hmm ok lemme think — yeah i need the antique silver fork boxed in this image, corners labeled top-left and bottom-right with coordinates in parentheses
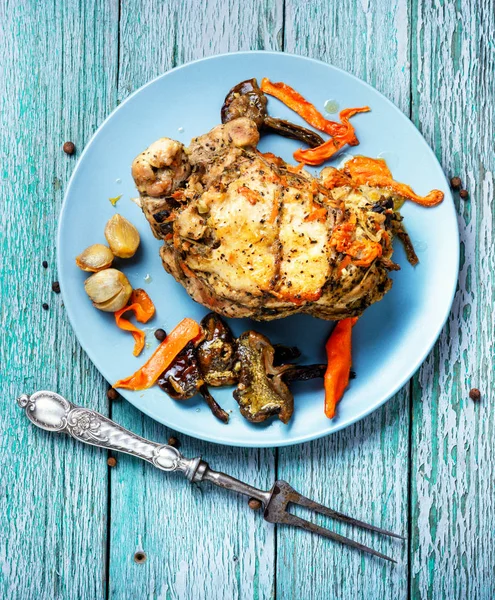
top-left (17, 391), bottom-right (403, 562)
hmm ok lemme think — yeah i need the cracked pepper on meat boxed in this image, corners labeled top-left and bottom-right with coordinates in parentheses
top-left (131, 117), bottom-right (419, 321)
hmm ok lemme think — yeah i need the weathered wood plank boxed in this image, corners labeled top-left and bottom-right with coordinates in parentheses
top-left (278, 2), bottom-right (411, 598)
top-left (410, 1), bottom-right (495, 598)
top-left (0, 0), bottom-right (118, 598)
top-left (109, 2), bottom-right (283, 598)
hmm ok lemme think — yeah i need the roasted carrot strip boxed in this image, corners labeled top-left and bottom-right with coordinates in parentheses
top-left (180, 261), bottom-right (197, 279)
top-left (348, 240), bottom-right (382, 267)
top-left (336, 255), bottom-right (352, 276)
top-left (329, 217), bottom-right (382, 268)
top-left (320, 167), bottom-right (353, 190)
top-left (344, 156), bottom-right (444, 206)
top-left (258, 151), bottom-right (285, 167)
top-left (114, 318), bottom-right (201, 390)
top-left (261, 78), bottom-right (347, 136)
top-left (305, 207), bottom-right (327, 222)
top-left (238, 185), bottom-right (260, 205)
top-left (324, 317), bottom-right (358, 419)
top-left (114, 289), bottom-right (156, 357)
top-left (293, 107), bottom-right (370, 166)
top-left (287, 163), bottom-right (305, 174)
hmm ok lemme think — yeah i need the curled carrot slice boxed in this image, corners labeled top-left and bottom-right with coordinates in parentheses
top-left (293, 107), bottom-right (370, 166)
top-left (305, 206), bottom-right (327, 222)
top-left (114, 289), bottom-right (155, 357)
top-left (324, 317), bottom-right (358, 419)
top-left (343, 156), bottom-right (444, 206)
top-left (113, 318), bottom-right (201, 391)
top-left (238, 185), bottom-right (260, 205)
top-left (260, 78), bottom-right (347, 136)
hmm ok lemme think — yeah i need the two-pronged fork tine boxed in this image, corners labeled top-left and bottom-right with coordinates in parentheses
top-left (262, 481), bottom-right (402, 563)
top-left (17, 391), bottom-right (404, 564)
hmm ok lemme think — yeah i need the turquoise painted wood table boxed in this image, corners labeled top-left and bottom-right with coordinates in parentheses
top-left (1, 1), bottom-right (494, 598)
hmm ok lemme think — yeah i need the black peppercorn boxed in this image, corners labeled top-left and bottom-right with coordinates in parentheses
top-left (51, 281), bottom-right (60, 294)
top-left (450, 176), bottom-right (461, 189)
top-left (459, 189), bottom-right (469, 200)
top-left (154, 328), bottom-right (167, 341)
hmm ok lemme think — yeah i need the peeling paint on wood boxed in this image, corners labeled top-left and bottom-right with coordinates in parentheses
top-left (411, 1), bottom-right (495, 598)
top-left (0, 1), bottom-right (119, 599)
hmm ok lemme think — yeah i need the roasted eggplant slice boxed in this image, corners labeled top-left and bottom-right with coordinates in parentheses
top-left (273, 344), bottom-right (301, 366)
top-left (157, 342), bottom-right (200, 400)
top-left (234, 331), bottom-right (294, 424)
top-left (282, 364), bottom-right (326, 383)
top-left (221, 78), bottom-right (267, 128)
top-left (221, 78), bottom-right (324, 148)
top-left (263, 116), bottom-right (324, 148)
top-left (199, 383), bottom-right (229, 423)
top-left (197, 313), bottom-right (238, 386)
top-left (158, 341), bottom-right (229, 422)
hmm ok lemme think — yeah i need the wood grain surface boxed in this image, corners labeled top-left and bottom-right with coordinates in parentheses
top-left (0, 1), bottom-right (118, 598)
top-left (0, 0), bottom-right (493, 599)
top-left (410, 1), bottom-right (495, 598)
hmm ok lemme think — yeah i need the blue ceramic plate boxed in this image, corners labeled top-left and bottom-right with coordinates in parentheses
top-left (58, 52), bottom-right (458, 448)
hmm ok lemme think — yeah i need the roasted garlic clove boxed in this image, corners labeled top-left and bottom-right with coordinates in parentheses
top-left (84, 268), bottom-right (132, 312)
top-left (75, 244), bottom-right (114, 272)
top-left (104, 214), bottom-right (140, 258)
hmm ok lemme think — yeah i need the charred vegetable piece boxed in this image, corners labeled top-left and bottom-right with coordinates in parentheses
top-left (234, 331), bottom-right (294, 424)
top-left (273, 344), bottom-right (301, 366)
top-left (199, 384), bottom-right (229, 423)
top-left (158, 342), bottom-right (229, 423)
top-left (197, 313), bottom-right (238, 386)
top-left (263, 116), bottom-right (324, 148)
top-left (283, 364), bottom-right (326, 383)
top-left (157, 342), bottom-right (201, 400)
top-left (221, 78), bottom-right (267, 128)
top-left (221, 79), bottom-right (324, 148)
top-left (114, 318), bottom-right (201, 390)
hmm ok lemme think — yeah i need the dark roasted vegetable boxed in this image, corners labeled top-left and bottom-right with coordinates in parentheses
top-left (199, 383), bottom-right (229, 423)
top-left (396, 226), bottom-right (419, 266)
top-left (221, 78), bottom-right (267, 129)
top-left (197, 313), bottom-right (238, 386)
top-left (234, 331), bottom-right (294, 424)
top-left (158, 341), bottom-right (229, 422)
top-left (282, 364), bottom-right (326, 383)
top-left (263, 116), bottom-right (324, 148)
top-left (273, 344), bottom-right (301, 366)
top-left (221, 79), bottom-right (324, 149)
top-left (157, 342), bottom-right (201, 399)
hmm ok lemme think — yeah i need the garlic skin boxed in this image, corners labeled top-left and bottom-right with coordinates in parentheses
top-left (84, 268), bottom-right (132, 312)
top-left (75, 244), bottom-right (114, 272)
top-left (104, 214), bottom-right (140, 258)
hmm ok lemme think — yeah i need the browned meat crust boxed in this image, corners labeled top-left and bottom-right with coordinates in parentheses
top-left (132, 118), bottom-right (402, 321)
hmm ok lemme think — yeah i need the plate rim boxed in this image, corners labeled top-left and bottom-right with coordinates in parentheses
top-left (57, 50), bottom-right (459, 448)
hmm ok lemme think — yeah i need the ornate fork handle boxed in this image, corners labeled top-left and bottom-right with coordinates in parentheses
top-left (17, 391), bottom-right (203, 481)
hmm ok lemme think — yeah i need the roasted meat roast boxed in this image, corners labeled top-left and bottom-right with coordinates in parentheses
top-left (131, 117), bottom-right (407, 321)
